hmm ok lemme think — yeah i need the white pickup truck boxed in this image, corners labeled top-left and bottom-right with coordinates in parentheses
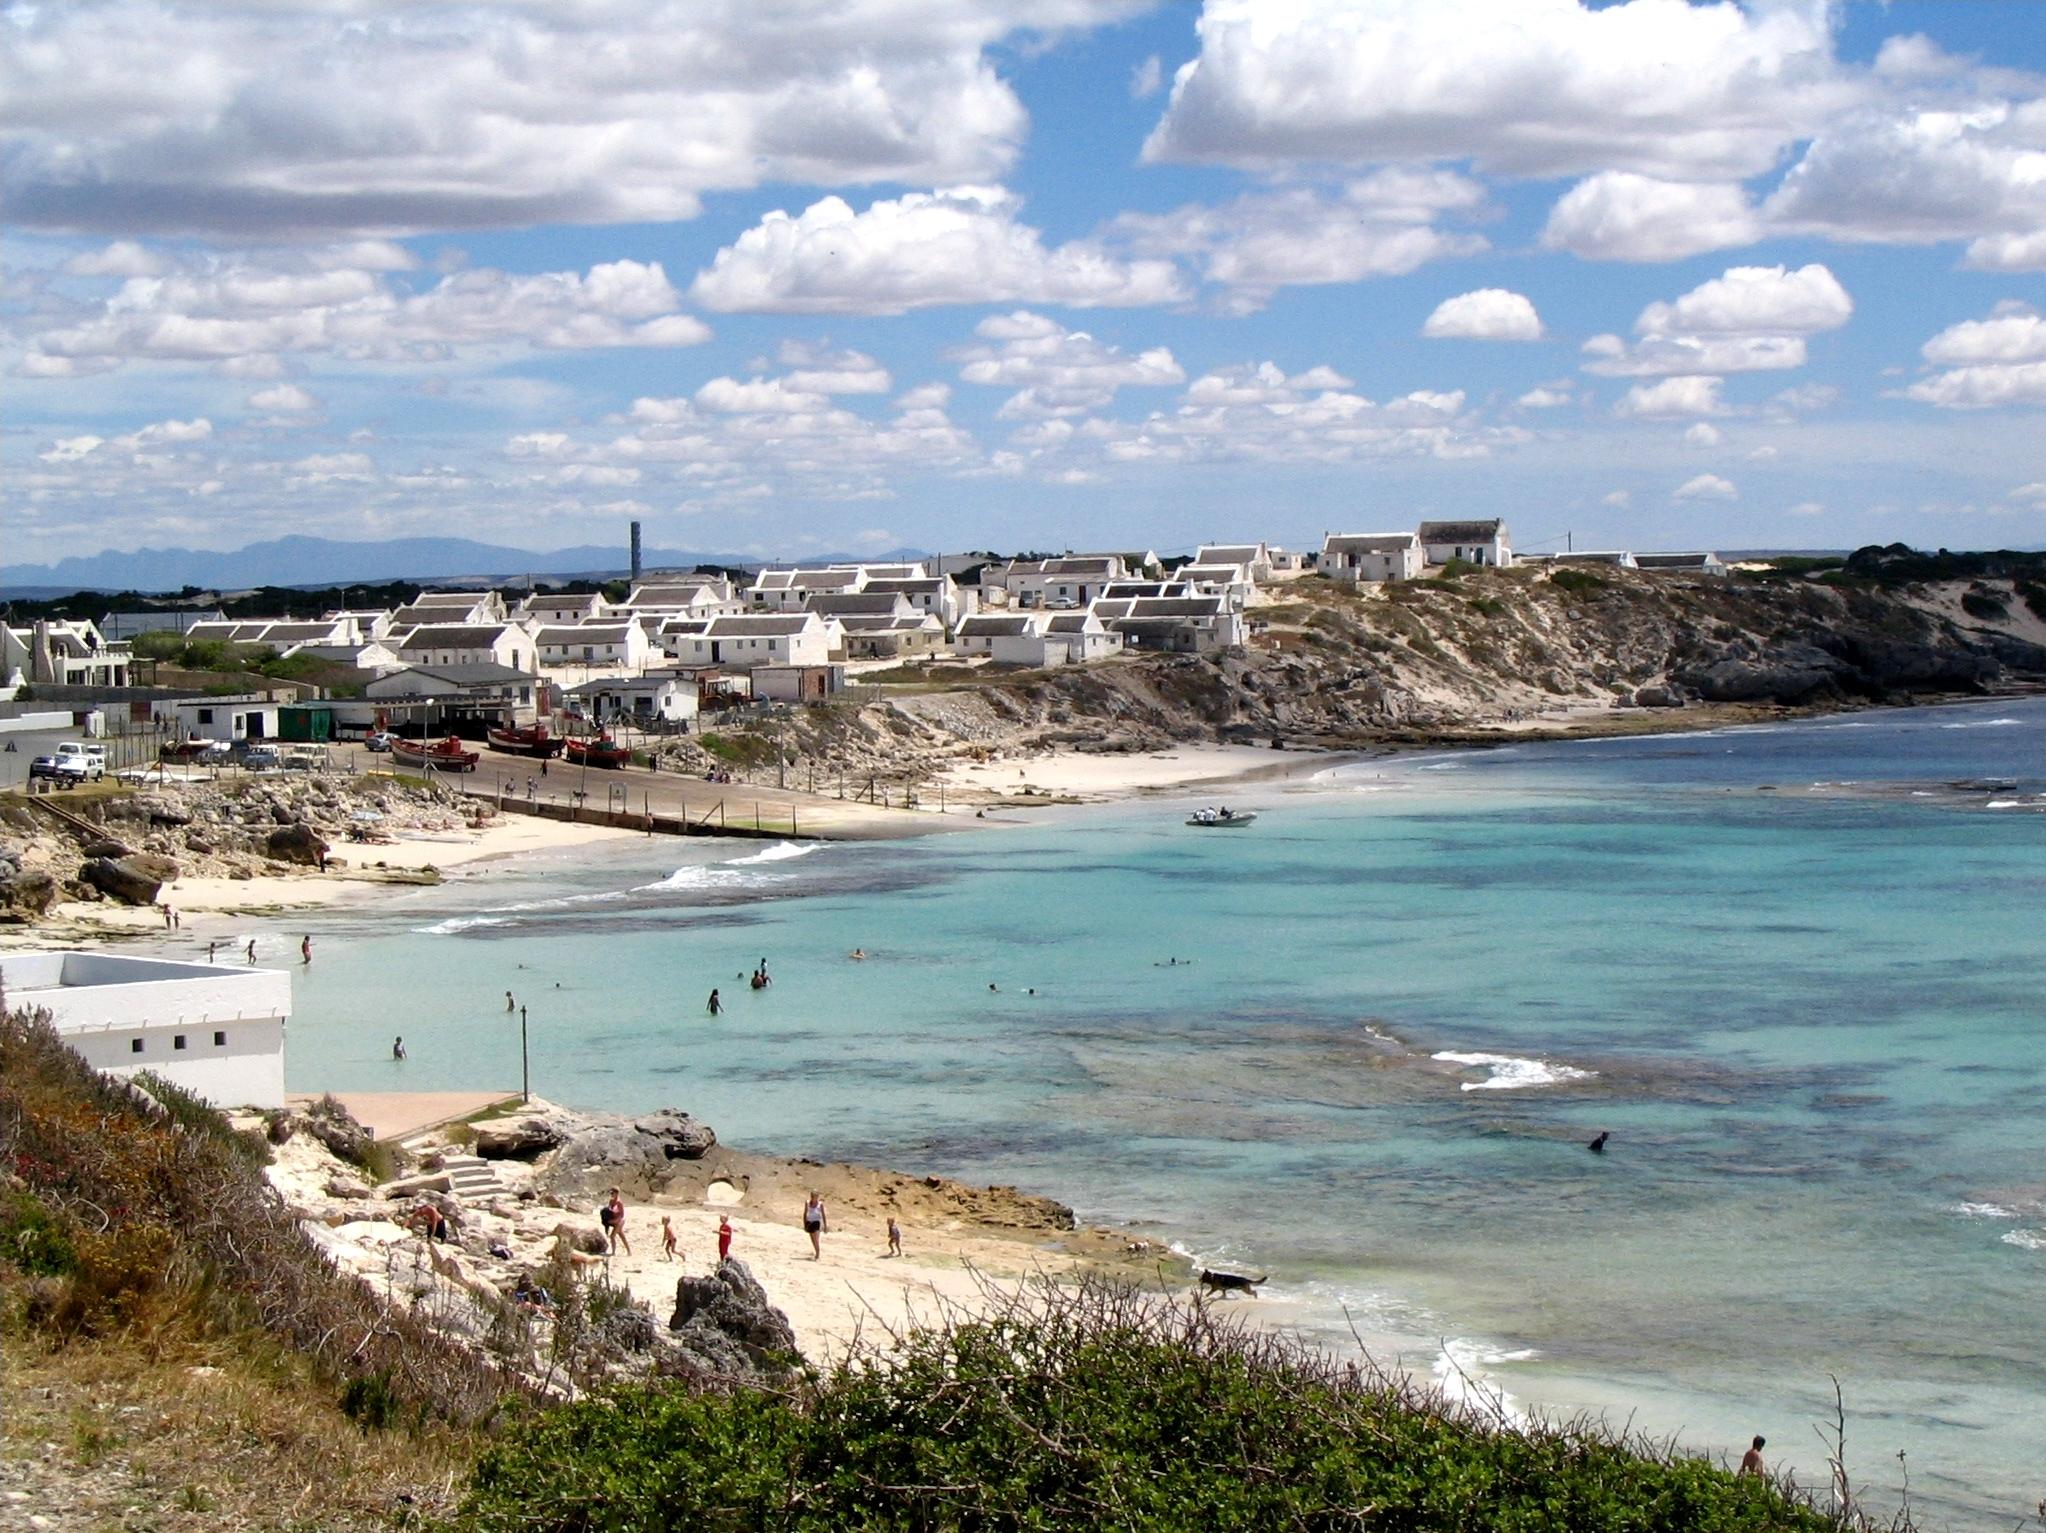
top-left (29, 741), bottom-right (106, 785)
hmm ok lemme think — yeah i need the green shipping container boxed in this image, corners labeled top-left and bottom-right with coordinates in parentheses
top-left (277, 705), bottom-right (334, 742)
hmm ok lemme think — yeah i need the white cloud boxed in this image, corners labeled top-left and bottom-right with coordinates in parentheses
top-left (2008, 482), bottom-right (2046, 505)
top-left (1636, 264), bottom-right (1851, 337)
top-left (39, 436), bottom-right (105, 464)
top-left (247, 384), bottom-right (319, 414)
top-left (952, 311), bottom-right (1183, 416)
top-left (1966, 231), bottom-right (2046, 275)
top-left (696, 378), bottom-right (831, 415)
top-left (773, 341), bottom-right (893, 395)
top-left (1906, 304), bottom-right (2046, 409)
top-left (1787, 500), bottom-right (1825, 516)
top-left (690, 186), bottom-right (1184, 314)
top-left (1541, 173), bottom-right (1762, 262)
top-left (1684, 423), bottom-right (1724, 448)
top-left (1110, 170), bottom-right (1487, 302)
top-left (1130, 54), bottom-right (1163, 99)
top-left (1615, 376), bottom-right (1727, 418)
top-left (63, 240), bottom-right (165, 278)
top-left (17, 252), bottom-right (710, 375)
top-left (1673, 472), bottom-right (1738, 501)
top-left (1765, 100), bottom-right (2046, 253)
top-left (0, 1), bottom-right (1150, 239)
top-left (895, 383), bottom-right (953, 411)
top-left (1584, 264), bottom-right (1848, 379)
top-left (1601, 489), bottom-right (1631, 508)
top-left (1422, 288), bottom-right (1543, 341)
top-left (1517, 383), bottom-right (1572, 409)
top-left (1144, 0), bottom-right (1850, 181)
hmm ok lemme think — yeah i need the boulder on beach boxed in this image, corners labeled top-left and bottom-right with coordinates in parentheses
top-left (541, 1108), bottom-right (719, 1193)
top-left (665, 1258), bottom-right (799, 1382)
top-left (78, 855), bottom-right (170, 906)
top-left (473, 1116), bottom-right (569, 1160)
top-left (265, 822), bottom-right (330, 866)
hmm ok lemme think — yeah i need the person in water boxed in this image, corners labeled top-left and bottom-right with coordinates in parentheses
top-left (1739, 1436), bottom-right (1766, 1477)
top-left (392, 1036), bottom-right (407, 1061)
top-left (1588, 1131), bottom-right (1610, 1154)
top-left (706, 988), bottom-right (722, 1016)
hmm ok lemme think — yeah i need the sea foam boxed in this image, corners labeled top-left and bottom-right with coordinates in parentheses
top-left (1432, 1050), bottom-right (1594, 1091)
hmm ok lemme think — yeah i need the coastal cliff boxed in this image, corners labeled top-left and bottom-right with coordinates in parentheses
top-left (677, 556), bottom-right (2046, 783)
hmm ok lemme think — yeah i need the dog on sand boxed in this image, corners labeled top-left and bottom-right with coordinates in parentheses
top-left (1197, 1268), bottom-right (1267, 1297)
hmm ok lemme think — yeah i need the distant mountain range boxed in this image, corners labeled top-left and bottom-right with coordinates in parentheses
top-left (0, 534), bottom-right (933, 597)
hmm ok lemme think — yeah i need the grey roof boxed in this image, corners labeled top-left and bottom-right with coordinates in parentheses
top-left (536, 624), bottom-right (635, 645)
top-left (703, 615), bottom-right (819, 636)
top-left (393, 623), bottom-right (518, 648)
top-left (958, 614), bottom-right (1038, 637)
top-left (566, 674), bottom-right (685, 696)
top-left (1634, 551), bottom-right (1723, 568)
top-left (1416, 519), bottom-right (1507, 543)
top-left (1196, 544), bottom-right (1266, 562)
top-left (1323, 532), bottom-right (1419, 553)
top-left (1045, 613), bottom-right (1101, 634)
top-left (376, 662), bottom-right (532, 687)
top-left (257, 622), bottom-right (345, 642)
top-left (861, 577), bottom-right (947, 594)
top-left (1124, 596), bottom-right (1227, 617)
top-left (838, 614), bottom-right (940, 634)
top-left (410, 591), bottom-right (490, 606)
top-left (805, 592), bottom-right (910, 616)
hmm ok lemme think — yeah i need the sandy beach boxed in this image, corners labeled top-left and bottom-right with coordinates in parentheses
top-left (938, 740), bottom-right (1313, 806)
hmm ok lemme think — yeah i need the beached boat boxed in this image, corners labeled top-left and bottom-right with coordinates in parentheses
top-left (486, 723), bottom-right (563, 758)
top-left (158, 738), bottom-right (215, 761)
top-left (391, 735), bottom-right (480, 772)
top-left (1186, 806), bottom-right (1257, 828)
top-left (564, 734), bottom-right (632, 770)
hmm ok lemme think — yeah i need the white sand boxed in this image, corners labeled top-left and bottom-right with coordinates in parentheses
top-left (943, 742), bottom-right (1292, 804)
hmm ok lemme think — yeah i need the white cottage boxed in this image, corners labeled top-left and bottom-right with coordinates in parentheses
top-left (1319, 532), bottom-right (1424, 584)
top-left (1416, 519), bottom-right (1512, 568)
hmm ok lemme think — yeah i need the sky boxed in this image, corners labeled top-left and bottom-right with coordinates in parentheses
top-left (4, 0), bottom-right (2045, 568)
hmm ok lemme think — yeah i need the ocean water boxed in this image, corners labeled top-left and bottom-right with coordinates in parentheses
top-left (282, 697), bottom-right (2046, 1527)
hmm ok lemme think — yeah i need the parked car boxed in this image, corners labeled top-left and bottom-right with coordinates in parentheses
top-left (28, 755), bottom-right (78, 787)
top-left (241, 743), bottom-right (282, 770)
top-left (364, 730), bottom-right (395, 752)
top-left (52, 742), bottom-right (105, 781)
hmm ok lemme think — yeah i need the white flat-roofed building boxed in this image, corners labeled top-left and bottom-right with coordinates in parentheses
top-left (1634, 551), bottom-right (1728, 576)
top-left (1, 951), bottom-right (291, 1110)
top-left (1319, 532), bottom-right (1423, 584)
top-left (566, 672), bottom-right (699, 726)
top-left (172, 695), bottom-right (282, 741)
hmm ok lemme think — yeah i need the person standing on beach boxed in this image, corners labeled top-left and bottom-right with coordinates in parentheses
top-left (661, 1216), bottom-right (678, 1262)
top-left (802, 1192), bottom-right (827, 1259)
top-left (1739, 1436), bottom-right (1766, 1477)
top-left (601, 1187), bottom-right (631, 1257)
top-left (886, 1216), bottom-right (903, 1258)
top-left (717, 1215), bottom-right (733, 1262)
top-left (246, 938), bottom-right (257, 965)
top-left (706, 988), bottom-right (722, 1017)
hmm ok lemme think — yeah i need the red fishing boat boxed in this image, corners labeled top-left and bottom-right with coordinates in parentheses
top-left (564, 734), bottom-right (632, 770)
top-left (391, 735), bottom-right (480, 772)
top-left (485, 722), bottom-right (563, 758)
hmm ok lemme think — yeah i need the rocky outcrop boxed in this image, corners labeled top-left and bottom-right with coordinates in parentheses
top-left (265, 822), bottom-right (329, 866)
top-left (541, 1108), bottom-right (718, 1194)
top-left (0, 851), bottom-right (58, 922)
top-left (665, 1258), bottom-right (800, 1382)
top-left (473, 1115), bottom-right (569, 1160)
top-left (78, 854), bottom-right (177, 906)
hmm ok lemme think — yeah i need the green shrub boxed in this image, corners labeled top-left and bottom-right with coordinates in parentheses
top-left (1550, 568), bottom-right (1608, 597)
top-left (0, 1188), bottom-right (77, 1277)
top-left (134, 1071), bottom-right (271, 1168)
top-left (1959, 589), bottom-right (2008, 620)
top-left (342, 1369), bottom-right (401, 1432)
top-left (452, 1278), bottom-right (1837, 1533)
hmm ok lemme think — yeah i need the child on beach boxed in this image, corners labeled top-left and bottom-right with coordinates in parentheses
top-left (886, 1216), bottom-right (903, 1258)
top-left (717, 1215), bottom-right (733, 1262)
top-left (661, 1216), bottom-right (678, 1262)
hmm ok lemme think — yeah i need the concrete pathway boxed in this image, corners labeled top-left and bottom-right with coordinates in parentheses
top-left (287, 1088), bottom-right (516, 1143)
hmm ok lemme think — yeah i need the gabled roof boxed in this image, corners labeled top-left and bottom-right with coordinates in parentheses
top-left (838, 613), bottom-right (942, 634)
top-left (1197, 543), bottom-right (1267, 563)
top-left (410, 591), bottom-right (491, 607)
top-left (377, 662), bottom-right (531, 686)
top-left (957, 614), bottom-right (1040, 637)
top-left (702, 614), bottom-right (820, 636)
top-left (1323, 532), bottom-right (1419, 553)
top-left (536, 624), bottom-right (636, 645)
top-left (1045, 612), bottom-right (1103, 634)
top-left (806, 592), bottom-right (910, 616)
top-left (1177, 564), bottom-right (1251, 583)
top-left (1416, 519), bottom-right (1507, 543)
top-left (391, 623), bottom-right (518, 648)
top-left (859, 577), bottom-right (948, 595)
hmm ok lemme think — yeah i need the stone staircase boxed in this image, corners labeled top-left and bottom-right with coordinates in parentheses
top-left (436, 1152), bottom-right (504, 1201)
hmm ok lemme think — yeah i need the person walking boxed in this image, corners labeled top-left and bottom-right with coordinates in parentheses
top-left (246, 938), bottom-right (257, 965)
top-left (300, 934), bottom-right (312, 966)
top-left (886, 1216), bottom-right (903, 1258)
top-left (802, 1192), bottom-right (827, 1260)
top-left (661, 1216), bottom-right (678, 1262)
top-left (717, 1215), bottom-right (734, 1262)
top-left (601, 1187), bottom-right (631, 1257)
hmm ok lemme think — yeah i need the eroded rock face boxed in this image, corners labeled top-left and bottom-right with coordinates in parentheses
top-left (0, 853), bottom-right (58, 922)
top-left (665, 1258), bottom-right (799, 1382)
top-left (542, 1109), bottom-right (719, 1193)
top-left (265, 822), bottom-right (329, 866)
top-left (472, 1116), bottom-right (569, 1160)
top-left (78, 856), bottom-right (165, 906)
top-left (632, 1108), bottom-right (718, 1160)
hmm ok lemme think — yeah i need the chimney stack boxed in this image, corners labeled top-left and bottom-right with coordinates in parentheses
top-left (629, 520), bottom-right (643, 582)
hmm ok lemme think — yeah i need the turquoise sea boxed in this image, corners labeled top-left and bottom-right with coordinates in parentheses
top-left (282, 697), bottom-right (2046, 1528)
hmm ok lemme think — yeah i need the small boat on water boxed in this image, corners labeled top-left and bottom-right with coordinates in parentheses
top-left (486, 723), bottom-right (563, 758)
top-left (1187, 806), bottom-right (1257, 828)
top-left (392, 735), bottom-right (480, 772)
top-left (564, 734), bottom-right (632, 770)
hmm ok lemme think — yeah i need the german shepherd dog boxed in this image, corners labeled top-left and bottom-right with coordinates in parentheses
top-left (1197, 1268), bottom-right (1268, 1298)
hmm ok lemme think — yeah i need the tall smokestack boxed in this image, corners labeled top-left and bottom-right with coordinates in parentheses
top-left (630, 520), bottom-right (643, 582)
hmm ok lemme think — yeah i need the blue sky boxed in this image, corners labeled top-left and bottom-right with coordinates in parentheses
top-left (4, 0), bottom-right (2044, 566)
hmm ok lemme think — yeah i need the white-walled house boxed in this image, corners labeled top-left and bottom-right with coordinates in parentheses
top-left (1635, 552), bottom-right (1729, 576)
top-left (1, 620), bottom-right (133, 688)
top-left (533, 619), bottom-right (651, 671)
top-left (953, 612), bottom-right (1042, 658)
top-left (1195, 543), bottom-right (1274, 583)
top-left (1320, 533), bottom-right (1424, 584)
top-left (1417, 519), bottom-right (1512, 568)
top-left (1040, 611), bottom-right (1124, 665)
top-left (519, 591), bottom-right (611, 624)
top-left (172, 695), bottom-right (282, 742)
top-left (664, 613), bottom-right (838, 669)
top-left (1094, 596), bottom-right (1247, 654)
top-left (1, 951), bottom-right (291, 1109)
top-left (389, 622), bottom-right (535, 673)
top-left (1001, 556), bottom-right (1129, 608)
top-left (747, 568), bottom-right (866, 612)
top-left (861, 576), bottom-right (975, 630)
top-left (566, 673), bottom-right (699, 727)
top-left (322, 608), bottom-right (397, 640)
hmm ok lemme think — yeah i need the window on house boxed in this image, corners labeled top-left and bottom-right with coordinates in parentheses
top-left (214, 1031), bottom-right (227, 1047)
top-left (174, 1034), bottom-right (187, 1050)
top-left (130, 1038), bottom-right (144, 1054)
top-left (196, 708), bottom-right (214, 723)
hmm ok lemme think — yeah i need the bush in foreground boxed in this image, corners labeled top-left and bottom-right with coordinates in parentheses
top-left (455, 1276), bottom-right (1837, 1533)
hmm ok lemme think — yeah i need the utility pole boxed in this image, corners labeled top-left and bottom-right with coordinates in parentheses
top-left (519, 1005), bottom-right (530, 1104)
